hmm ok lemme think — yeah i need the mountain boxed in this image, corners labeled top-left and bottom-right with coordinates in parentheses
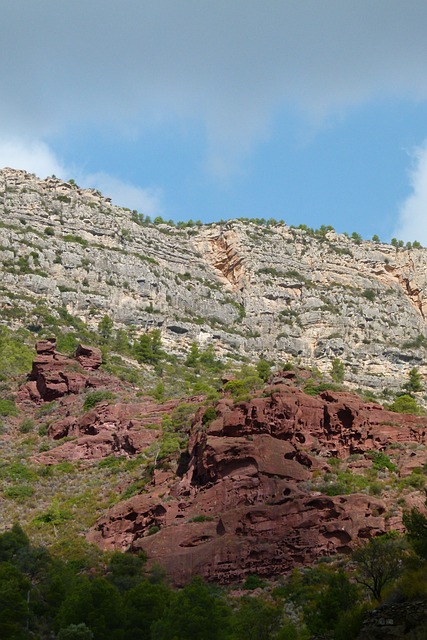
top-left (2, 168), bottom-right (427, 637)
top-left (2, 167), bottom-right (427, 398)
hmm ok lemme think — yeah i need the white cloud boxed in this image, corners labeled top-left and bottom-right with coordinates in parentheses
top-left (0, 138), bottom-right (68, 180)
top-left (393, 143), bottom-right (427, 244)
top-left (81, 172), bottom-right (162, 216)
top-left (0, 137), bottom-right (162, 216)
top-left (1, 1), bottom-right (427, 175)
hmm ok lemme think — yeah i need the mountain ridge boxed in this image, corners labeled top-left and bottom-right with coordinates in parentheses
top-left (1, 166), bottom-right (427, 398)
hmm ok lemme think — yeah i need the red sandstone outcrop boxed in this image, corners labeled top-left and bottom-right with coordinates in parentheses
top-left (88, 384), bottom-right (427, 585)
top-left (33, 397), bottom-right (200, 463)
top-left (75, 344), bottom-right (102, 370)
top-left (18, 339), bottom-right (98, 403)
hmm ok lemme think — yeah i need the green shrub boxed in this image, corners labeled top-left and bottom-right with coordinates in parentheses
top-left (83, 390), bottom-right (115, 412)
top-left (19, 418), bottom-right (34, 433)
top-left (362, 289), bottom-right (376, 301)
top-left (189, 515), bottom-right (213, 523)
top-left (304, 381), bottom-right (343, 396)
top-left (3, 485), bottom-right (34, 501)
top-left (389, 394), bottom-right (422, 414)
top-left (148, 526), bottom-right (160, 535)
top-left (0, 462), bottom-right (36, 481)
top-left (331, 358), bottom-right (345, 383)
top-left (202, 406), bottom-right (217, 425)
top-left (243, 574), bottom-right (266, 590)
top-left (0, 399), bottom-right (18, 416)
top-left (63, 234), bottom-right (88, 247)
top-left (368, 451), bottom-right (397, 472)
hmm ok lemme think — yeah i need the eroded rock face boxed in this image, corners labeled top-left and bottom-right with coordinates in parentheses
top-left (33, 397), bottom-right (197, 463)
top-left (88, 385), bottom-right (427, 585)
top-left (75, 344), bottom-right (102, 370)
top-left (19, 339), bottom-right (95, 402)
top-left (4, 167), bottom-right (427, 395)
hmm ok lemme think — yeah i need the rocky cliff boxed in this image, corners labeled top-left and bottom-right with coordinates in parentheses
top-left (0, 338), bottom-right (424, 590)
top-left (87, 378), bottom-right (427, 584)
top-left (2, 167), bottom-right (427, 395)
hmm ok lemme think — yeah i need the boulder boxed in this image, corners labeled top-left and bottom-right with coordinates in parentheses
top-left (75, 344), bottom-right (102, 370)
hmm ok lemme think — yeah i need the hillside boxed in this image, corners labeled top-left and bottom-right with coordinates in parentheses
top-left (2, 167), bottom-right (427, 397)
top-left (2, 168), bottom-right (427, 638)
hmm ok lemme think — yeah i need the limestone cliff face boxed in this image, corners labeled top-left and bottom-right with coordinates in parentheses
top-left (1, 167), bottom-right (427, 391)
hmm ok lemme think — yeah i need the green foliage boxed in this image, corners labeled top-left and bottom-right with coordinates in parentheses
top-left (123, 580), bottom-right (171, 635)
top-left (56, 576), bottom-right (124, 640)
top-left (33, 503), bottom-right (72, 527)
top-left (0, 463), bottom-right (36, 482)
top-left (303, 380), bottom-right (343, 396)
top-left (305, 571), bottom-right (359, 635)
top-left (0, 326), bottom-right (34, 381)
top-left (0, 524), bottom-right (30, 561)
top-left (189, 515), bottom-right (213, 523)
top-left (63, 234), bottom-right (88, 247)
top-left (402, 333), bottom-right (427, 349)
top-left (362, 288), bottom-right (376, 301)
top-left (185, 342), bottom-right (200, 368)
top-left (243, 574), bottom-right (266, 590)
top-left (232, 595), bottom-right (281, 640)
top-left (106, 551), bottom-right (147, 593)
top-left (202, 406), bottom-right (217, 425)
top-left (224, 365), bottom-right (263, 402)
top-left (152, 577), bottom-right (231, 640)
top-left (403, 508), bottom-right (427, 554)
top-left (403, 367), bottom-right (423, 393)
top-left (97, 315), bottom-right (113, 342)
top-left (331, 358), bottom-right (345, 383)
top-left (389, 394), bottom-right (422, 414)
top-left (368, 451), bottom-right (397, 472)
top-left (134, 329), bottom-right (163, 365)
top-left (3, 485), bottom-right (34, 501)
top-left (83, 390), bottom-right (115, 412)
top-left (153, 382), bottom-right (165, 402)
top-left (19, 417), bottom-right (34, 433)
top-left (399, 468), bottom-right (426, 490)
top-left (256, 358), bottom-right (272, 382)
top-left (316, 468), bottom-right (382, 496)
top-left (353, 534), bottom-right (406, 601)
top-left (0, 399), bottom-right (18, 417)
top-left (57, 623), bottom-right (94, 640)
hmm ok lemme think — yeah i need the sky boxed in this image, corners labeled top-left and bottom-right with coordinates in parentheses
top-left (1, 1), bottom-right (427, 242)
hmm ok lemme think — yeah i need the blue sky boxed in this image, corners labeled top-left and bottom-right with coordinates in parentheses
top-left (1, 1), bottom-right (427, 243)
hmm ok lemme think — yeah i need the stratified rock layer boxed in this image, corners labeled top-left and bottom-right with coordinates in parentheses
top-left (3, 167), bottom-right (427, 393)
top-left (88, 384), bottom-right (427, 585)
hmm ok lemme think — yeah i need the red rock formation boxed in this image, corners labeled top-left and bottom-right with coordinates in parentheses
top-left (88, 384), bottom-right (427, 585)
top-left (75, 344), bottom-right (102, 370)
top-left (19, 338), bottom-right (93, 402)
top-left (33, 397), bottom-right (202, 463)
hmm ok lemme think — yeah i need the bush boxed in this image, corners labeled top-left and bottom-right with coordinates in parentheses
top-left (83, 390), bottom-right (115, 412)
top-left (362, 289), bottom-right (376, 301)
top-left (202, 406), bottom-right (217, 425)
top-left (389, 394), bottom-right (422, 414)
top-left (0, 399), bottom-right (18, 416)
top-left (19, 418), bottom-right (34, 433)
top-left (243, 574), bottom-right (266, 590)
top-left (331, 358), bottom-right (345, 383)
top-left (368, 451), bottom-right (397, 472)
top-left (3, 485), bottom-right (34, 501)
